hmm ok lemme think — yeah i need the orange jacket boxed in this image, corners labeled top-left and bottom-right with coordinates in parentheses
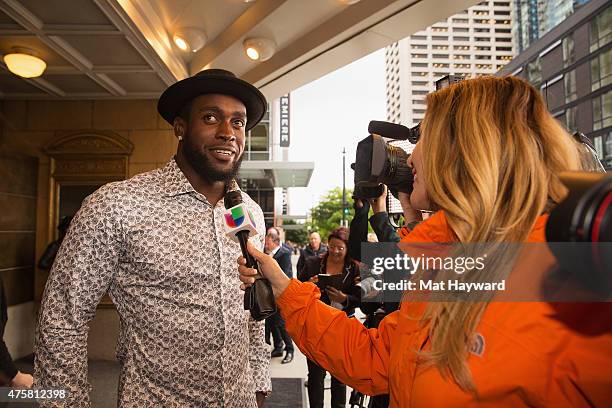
top-left (277, 211), bottom-right (612, 407)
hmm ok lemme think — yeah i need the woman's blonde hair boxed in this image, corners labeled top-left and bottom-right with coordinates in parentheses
top-left (418, 76), bottom-right (580, 391)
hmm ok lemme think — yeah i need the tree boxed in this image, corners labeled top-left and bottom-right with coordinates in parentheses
top-left (282, 219), bottom-right (308, 246)
top-left (309, 187), bottom-right (354, 241)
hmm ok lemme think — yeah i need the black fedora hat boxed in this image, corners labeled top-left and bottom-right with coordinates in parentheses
top-left (157, 69), bottom-right (267, 131)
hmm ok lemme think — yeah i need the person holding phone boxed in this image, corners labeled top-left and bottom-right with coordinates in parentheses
top-left (296, 227), bottom-right (361, 408)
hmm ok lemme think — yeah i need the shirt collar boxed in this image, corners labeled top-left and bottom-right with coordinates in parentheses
top-left (269, 244), bottom-right (281, 257)
top-left (160, 158), bottom-right (196, 197)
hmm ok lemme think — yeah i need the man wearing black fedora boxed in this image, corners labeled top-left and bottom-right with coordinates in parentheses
top-left (35, 69), bottom-right (271, 407)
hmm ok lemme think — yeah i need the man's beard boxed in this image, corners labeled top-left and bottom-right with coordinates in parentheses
top-left (182, 130), bottom-right (243, 184)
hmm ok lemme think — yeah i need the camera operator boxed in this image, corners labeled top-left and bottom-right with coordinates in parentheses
top-left (237, 76), bottom-right (612, 407)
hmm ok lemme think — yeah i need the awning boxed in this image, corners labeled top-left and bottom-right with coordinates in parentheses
top-left (238, 161), bottom-right (314, 188)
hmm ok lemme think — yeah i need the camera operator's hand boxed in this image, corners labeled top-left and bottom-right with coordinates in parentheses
top-left (308, 275), bottom-right (319, 284)
top-left (398, 191), bottom-right (422, 225)
top-left (237, 242), bottom-right (291, 298)
top-left (368, 185), bottom-right (388, 214)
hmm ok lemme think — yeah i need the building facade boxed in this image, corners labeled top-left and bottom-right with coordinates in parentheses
top-left (513, 0), bottom-right (592, 53)
top-left (385, 0), bottom-right (515, 127)
top-left (239, 95), bottom-right (313, 228)
top-left (500, 0), bottom-right (611, 169)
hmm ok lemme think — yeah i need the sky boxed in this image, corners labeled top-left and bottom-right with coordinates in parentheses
top-left (287, 49), bottom-right (387, 215)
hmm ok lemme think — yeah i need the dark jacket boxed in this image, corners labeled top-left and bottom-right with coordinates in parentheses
top-left (297, 254), bottom-right (361, 317)
top-left (272, 244), bottom-right (293, 279)
top-left (0, 279), bottom-right (17, 384)
top-left (369, 212), bottom-right (400, 243)
top-left (297, 243), bottom-right (328, 275)
top-left (362, 211), bottom-right (401, 321)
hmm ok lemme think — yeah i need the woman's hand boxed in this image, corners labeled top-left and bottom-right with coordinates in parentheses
top-left (398, 191), bottom-right (422, 224)
top-left (326, 287), bottom-right (348, 304)
top-left (368, 185), bottom-right (388, 214)
top-left (237, 241), bottom-right (291, 298)
top-left (10, 371), bottom-right (33, 388)
top-left (308, 275), bottom-right (319, 284)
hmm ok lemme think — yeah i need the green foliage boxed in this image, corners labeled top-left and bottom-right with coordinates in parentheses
top-left (283, 219), bottom-right (308, 246)
top-left (308, 187), bottom-right (354, 241)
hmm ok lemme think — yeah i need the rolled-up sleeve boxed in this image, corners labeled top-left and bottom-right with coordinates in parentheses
top-left (277, 279), bottom-right (397, 396)
top-left (34, 186), bottom-right (122, 407)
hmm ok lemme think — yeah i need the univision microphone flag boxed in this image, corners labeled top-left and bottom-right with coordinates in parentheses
top-left (223, 204), bottom-right (258, 243)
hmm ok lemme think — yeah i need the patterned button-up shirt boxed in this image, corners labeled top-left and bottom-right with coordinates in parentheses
top-left (35, 159), bottom-right (271, 407)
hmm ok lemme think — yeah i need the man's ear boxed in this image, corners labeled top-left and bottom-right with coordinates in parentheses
top-left (173, 118), bottom-right (186, 141)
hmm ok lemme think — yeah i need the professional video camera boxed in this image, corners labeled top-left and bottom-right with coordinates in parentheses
top-left (547, 171), bottom-right (611, 294)
top-left (352, 75), bottom-right (463, 200)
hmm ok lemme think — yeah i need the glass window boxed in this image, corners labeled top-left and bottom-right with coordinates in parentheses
top-left (591, 48), bottom-right (612, 91)
top-left (594, 135), bottom-right (604, 159)
top-left (590, 5), bottom-right (612, 52)
top-left (593, 90), bottom-right (612, 130)
top-left (246, 104), bottom-right (270, 160)
top-left (605, 132), bottom-right (612, 165)
top-left (564, 70), bottom-right (577, 103)
top-left (248, 124), bottom-right (269, 154)
top-left (565, 106), bottom-right (577, 132)
top-left (526, 58), bottom-right (542, 84)
top-left (562, 35), bottom-right (575, 67)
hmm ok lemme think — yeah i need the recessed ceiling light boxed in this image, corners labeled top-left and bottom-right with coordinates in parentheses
top-left (338, 0), bottom-right (361, 4)
top-left (3, 48), bottom-right (46, 78)
top-left (173, 28), bottom-right (207, 53)
top-left (246, 47), bottom-right (259, 60)
top-left (243, 38), bottom-right (276, 61)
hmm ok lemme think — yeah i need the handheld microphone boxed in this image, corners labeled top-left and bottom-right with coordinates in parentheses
top-left (224, 180), bottom-right (277, 321)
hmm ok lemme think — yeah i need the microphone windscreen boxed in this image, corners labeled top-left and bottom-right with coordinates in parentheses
top-left (368, 121), bottom-right (411, 141)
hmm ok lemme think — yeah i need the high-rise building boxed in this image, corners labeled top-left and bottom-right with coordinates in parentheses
top-left (500, 0), bottom-right (611, 169)
top-left (513, 0), bottom-right (592, 53)
top-left (384, 0), bottom-right (515, 127)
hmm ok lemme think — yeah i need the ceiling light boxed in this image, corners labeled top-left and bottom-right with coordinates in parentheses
top-left (173, 28), bottom-right (207, 53)
top-left (243, 38), bottom-right (276, 62)
top-left (3, 48), bottom-right (46, 78)
top-left (338, 0), bottom-right (361, 4)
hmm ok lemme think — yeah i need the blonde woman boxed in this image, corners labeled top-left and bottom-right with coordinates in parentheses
top-left (238, 76), bottom-right (612, 406)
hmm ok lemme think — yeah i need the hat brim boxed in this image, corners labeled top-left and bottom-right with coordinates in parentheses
top-left (157, 74), bottom-right (267, 131)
